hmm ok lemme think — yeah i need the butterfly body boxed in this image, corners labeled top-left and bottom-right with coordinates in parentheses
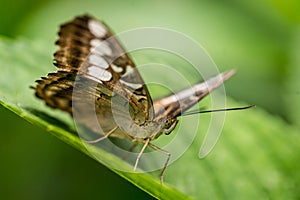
top-left (35, 15), bottom-right (235, 181)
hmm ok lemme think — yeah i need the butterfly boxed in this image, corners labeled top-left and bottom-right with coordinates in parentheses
top-left (34, 15), bottom-right (239, 182)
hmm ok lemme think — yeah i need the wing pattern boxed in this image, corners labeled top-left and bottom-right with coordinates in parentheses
top-left (35, 15), bottom-right (153, 125)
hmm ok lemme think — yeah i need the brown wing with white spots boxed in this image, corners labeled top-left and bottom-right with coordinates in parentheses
top-left (35, 15), bottom-right (153, 123)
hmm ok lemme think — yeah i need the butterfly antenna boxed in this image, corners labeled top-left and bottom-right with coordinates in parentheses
top-left (182, 105), bottom-right (255, 116)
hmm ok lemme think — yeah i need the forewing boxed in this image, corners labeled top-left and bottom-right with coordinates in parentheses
top-left (55, 15), bottom-right (153, 121)
top-left (35, 15), bottom-right (153, 123)
top-left (153, 70), bottom-right (236, 119)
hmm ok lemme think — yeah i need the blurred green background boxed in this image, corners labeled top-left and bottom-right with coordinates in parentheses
top-left (0, 0), bottom-right (299, 199)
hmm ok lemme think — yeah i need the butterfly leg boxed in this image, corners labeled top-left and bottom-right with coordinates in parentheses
top-left (82, 126), bottom-right (118, 144)
top-left (133, 138), bottom-right (150, 171)
top-left (148, 143), bottom-right (171, 183)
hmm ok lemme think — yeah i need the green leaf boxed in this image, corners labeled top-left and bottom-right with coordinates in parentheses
top-left (1, 37), bottom-right (300, 199)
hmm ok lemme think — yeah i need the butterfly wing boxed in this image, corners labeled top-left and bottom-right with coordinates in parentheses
top-left (153, 70), bottom-right (236, 119)
top-left (35, 15), bottom-right (154, 138)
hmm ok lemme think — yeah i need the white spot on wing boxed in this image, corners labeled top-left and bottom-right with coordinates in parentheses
top-left (90, 38), bottom-right (103, 47)
top-left (120, 79), bottom-right (143, 90)
top-left (88, 54), bottom-right (109, 69)
top-left (87, 66), bottom-right (112, 81)
top-left (121, 65), bottom-right (134, 78)
top-left (90, 39), bottom-right (112, 56)
top-left (111, 64), bottom-right (123, 73)
top-left (88, 20), bottom-right (107, 38)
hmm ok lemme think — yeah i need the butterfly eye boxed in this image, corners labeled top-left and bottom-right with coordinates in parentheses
top-left (164, 118), bottom-right (178, 135)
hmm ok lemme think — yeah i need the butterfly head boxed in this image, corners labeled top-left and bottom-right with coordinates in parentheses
top-left (141, 117), bottom-right (178, 141)
top-left (149, 104), bottom-right (178, 138)
top-left (161, 117), bottom-right (179, 135)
